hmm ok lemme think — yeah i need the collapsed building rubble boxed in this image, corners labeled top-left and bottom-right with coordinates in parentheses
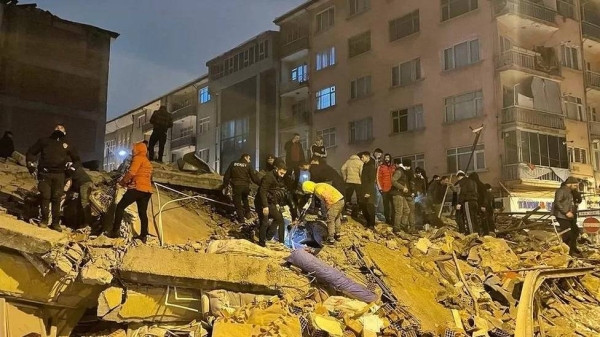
top-left (1, 159), bottom-right (600, 336)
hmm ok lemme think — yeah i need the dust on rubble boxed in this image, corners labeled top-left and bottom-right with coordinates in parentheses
top-left (2, 160), bottom-right (600, 336)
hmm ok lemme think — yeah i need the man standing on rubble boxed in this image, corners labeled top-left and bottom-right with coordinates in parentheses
top-left (377, 153), bottom-right (395, 224)
top-left (358, 151), bottom-right (376, 228)
top-left (112, 142), bottom-right (153, 242)
top-left (455, 171), bottom-right (480, 234)
top-left (553, 176), bottom-right (581, 256)
top-left (222, 153), bottom-right (260, 223)
top-left (302, 181), bottom-right (344, 244)
top-left (391, 158), bottom-right (414, 233)
top-left (284, 133), bottom-right (305, 178)
top-left (256, 160), bottom-right (297, 247)
top-left (26, 125), bottom-right (78, 232)
top-left (147, 105), bottom-right (173, 163)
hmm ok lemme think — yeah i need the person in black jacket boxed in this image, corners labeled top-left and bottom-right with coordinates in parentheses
top-left (456, 171), bottom-right (480, 234)
top-left (66, 161), bottom-right (94, 230)
top-left (310, 136), bottom-right (327, 162)
top-left (223, 154), bottom-right (260, 223)
top-left (0, 131), bottom-right (14, 160)
top-left (148, 106), bottom-right (173, 163)
top-left (309, 156), bottom-right (345, 192)
top-left (482, 183), bottom-right (496, 235)
top-left (265, 154), bottom-right (276, 171)
top-left (26, 125), bottom-right (78, 232)
top-left (358, 151), bottom-right (376, 228)
top-left (255, 160), bottom-right (298, 247)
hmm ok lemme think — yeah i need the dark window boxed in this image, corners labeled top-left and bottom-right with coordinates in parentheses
top-left (441, 0), bottom-right (478, 22)
top-left (389, 10), bottom-right (420, 42)
top-left (348, 31), bottom-right (371, 58)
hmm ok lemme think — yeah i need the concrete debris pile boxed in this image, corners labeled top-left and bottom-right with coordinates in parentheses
top-left (2, 159), bottom-right (600, 336)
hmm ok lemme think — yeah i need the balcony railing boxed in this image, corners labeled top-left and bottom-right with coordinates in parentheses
top-left (281, 35), bottom-right (309, 58)
top-left (501, 106), bottom-right (566, 129)
top-left (171, 105), bottom-right (196, 121)
top-left (587, 70), bottom-right (600, 89)
top-left (280, 78), bottom-right (309, 94)
top-left (583, 20), bottom-right (600, 42)
top-left (280, 109), bottom-right (310, 129)
top-left (493, 0), bottom-right (557, 25)
top-left (494, 49), bottom-right (561, 76)
top-left (142, 122), bottom-right (153, 133)
top-left (171, 135), bottom-right (196, 150)
top-left (503, 163), bottom-right (565, 183)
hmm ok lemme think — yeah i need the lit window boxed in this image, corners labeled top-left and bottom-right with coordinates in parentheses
top-left (291, 64), bottom-right (308, 82)
top-left (316, 47), bottom-right (336, 71)
top-left (316, 86), bottom-right (336, 110)
top-left (199, 87), bottom-right (211, 104)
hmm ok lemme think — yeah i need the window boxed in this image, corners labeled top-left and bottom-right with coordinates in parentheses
top-left (291, 64), bottom-right (308, 82)
top-left (348, 31), bottom-right (371, 58)
top-left (137, 115), bottom-right (146, 128)
top-left (349, 0), bottom-right (370, 16)
top-left (563, 96), bottom-right (584, 121)
top-left (561, 45), bottom-right (580, 70)
top-left (445, 90), bottom-right (483, 122)
top-left (316, 47), bottom-right (336, 71)
top-left (391, 105), bottom-right (424, 133)
top-left (179, 126), bottom-right (194, 138)
top-left (397, 154), bottom-right (425, 170)
top-left (447, 144), bottom-right (485, 173)
top-left (316, 7), bottom-right (335, 33)
top-left (392, 58), bottom-right (421, 87)
top-left (389, 10), bottom-right (420, 42)
top-left (199, 87), bottom-right (211, 104)
top-left (317, 127), bottom-right (337, 148)
top-left (557, 0), bottom-right (575, 19)
top-left (506, 131), bottom-right (569, 168)
top-left (198, 117), bottom-right (210, 134)
top-left (444, 39), bottom-right (480, 70)
top-left (220, 118), bottom-right (250, 165)
top-left (258, 40), bottom-right (269, 60)
top-left (350, 75), bottom-right (372, 99)
top-left (197, 148), bottom-right (210, 163)
top-left (349, 117), bottom-right (373, 143)
top-left (316, 86), bottom-right (336, 110)
top-left (593, 142), bottom-right (600, 170)
top-left (441, 0), bottom-right (478, 22)
top-left (568, 147), bottom-right (588, 164)
top-left (589, 107), bottom-right (599, 122)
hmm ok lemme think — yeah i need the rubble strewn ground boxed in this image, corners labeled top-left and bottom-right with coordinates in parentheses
top-left (1, 159), bottom-right (600, 336)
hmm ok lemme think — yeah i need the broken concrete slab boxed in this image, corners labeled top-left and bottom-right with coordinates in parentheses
top-left (98, 286), bottom-right (201, 323)
top-left (80, 248), bottom-right (120, 285)
top-left (151, 167), bottom-right (223, 190)
top-left (118, 245), bottom-right (308, 296)
top-left (0, 215), bottom-right (68, 254)
top-left (0, 249), bottom-right (105, 308)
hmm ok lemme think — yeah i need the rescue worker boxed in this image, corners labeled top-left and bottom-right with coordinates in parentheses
top-left (255, 160), bottom-right (297, 247)
top-left (377, 153), bottom-right (395, 224)
top-left (112, 142), bottom-right (153, 242)
top-left (0, 131), bottom-right (14, 161)
top-left (553, 176), bottom-right (581, 256)
top-left (148, 105), bottom-right (173, 163)
top-left (302, 181), bottom-right (344, 244)
top-left (26, 125), bottom-right (78, 232)
top-left (358, 151), bottom-right (376, 228)
top-left (222, 153), bottom-right (260, 223)
top-left (455, 171), bottom-right (480, 234)
top-left (66, 161), bottom-right (94, 230)
top-left (391, 158), bottom-right (413, 233)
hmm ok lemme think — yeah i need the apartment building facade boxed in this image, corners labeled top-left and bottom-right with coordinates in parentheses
top-left (0, 2), bottom-right (118, 162)
top-left (206, 31), bottom-right (279, 172)
top-left (275, 0), bottom-right (600, 211)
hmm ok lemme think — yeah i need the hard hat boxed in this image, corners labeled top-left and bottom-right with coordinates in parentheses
top-left (302, 181), bottom-right (316, 194)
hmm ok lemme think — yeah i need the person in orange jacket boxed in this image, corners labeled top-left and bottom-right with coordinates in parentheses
top-left (112, 142), bottom-right (153, 242)
top-left (377, 153), bottom-right (395, 224)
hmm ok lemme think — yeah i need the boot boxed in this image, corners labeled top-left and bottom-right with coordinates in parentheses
top-left (50, 223), bottom-right (63, 232)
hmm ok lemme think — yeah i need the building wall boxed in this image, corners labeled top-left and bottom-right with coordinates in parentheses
top-left (0, 4), bottom-right (115, 162)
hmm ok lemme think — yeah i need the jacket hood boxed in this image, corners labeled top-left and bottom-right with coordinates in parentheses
top-left (132, 142), bottom-right (148, 157)
top-left (349, 155), bottom-right (360, 160)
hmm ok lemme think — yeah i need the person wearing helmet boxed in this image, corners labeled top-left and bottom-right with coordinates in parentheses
top-left (302, 181), bottom-right (345, 244)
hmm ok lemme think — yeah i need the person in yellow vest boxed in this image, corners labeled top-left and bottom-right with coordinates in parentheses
top-left (302, 181), bottom-right (345, 244)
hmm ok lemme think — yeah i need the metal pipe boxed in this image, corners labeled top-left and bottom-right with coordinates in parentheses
top-left (164, 286), bottom-right (200, 313)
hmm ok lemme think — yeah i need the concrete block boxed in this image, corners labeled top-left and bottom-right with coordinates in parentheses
top-left (98, 286), bottom-right (201, 323)
top-left (0, 215), bottom-right (68, 254)
top-left (118, 245), bottom-right (308, 296)
top-left (152, 168), bottom-right (223, 190)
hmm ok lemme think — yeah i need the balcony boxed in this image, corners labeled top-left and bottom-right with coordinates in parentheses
top-left (586, 71), bottom-right (600, 102)
top-left (503, 163), bottom-right (567, 187)
top-left (171, 135), bottom-right (196, 150)
top-left (492, 0), bottom-right (558, 33)
top-left (280, 109), bottom-right (310, 129)
top-left (142, 122), bottom-right (153, 133)
top-left (171, 105), bottom-right (196, 121)
top-left (501, 106), bottom-right (566, 130)
top-left (281, 36), bottom-right (309, 61)
top-left (495, 49), bottom-right (561, 78)
top-left (280, 79), bottom-right (309, 98)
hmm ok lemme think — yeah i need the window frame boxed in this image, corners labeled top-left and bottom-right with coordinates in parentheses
top-left (444, 89), bottom-right (483, 123)
top-left (198, 116), bottom-right (210, 134)
top-left (316, 46), bottom-right (336, 71)
top-left (568, 146), bottom-right (588, 164)
top-left (316, 127), bottom-right (337, 148)
top-left (197, 148), bottom-right (210, 163)
top-left (561, 44), bottom-right (580, 70)
top-left (389, 10), bottom-right (420, 42)
top-left (563, 95), bottom-right (584, 121)
top-left (316, 85), bottom-right (337, 111)
top-left (316, 6), bottom-right (335, 33)
top-left (446, 144), bottom-right (486, 173)
top-left (441, 0), bottom-right (479, 22)
top-left (392, 58), bottom-right (421, 87)
top-left (443, 38), bottom-right (480, 71)
top-left (199, 87), bottom-right (211, 104)
top-left (349, 117), bottom-right (373, 144)
top-left (348, 0), bottom-right (370, 17)
top-left (391, 104), bottom-right (424, 134)
top-left (396, 153), bottom-right (425, 170)
top-left (348, 31), bottom-right (371, 58)
top-left (350, 75), bottom-right (372, 100)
